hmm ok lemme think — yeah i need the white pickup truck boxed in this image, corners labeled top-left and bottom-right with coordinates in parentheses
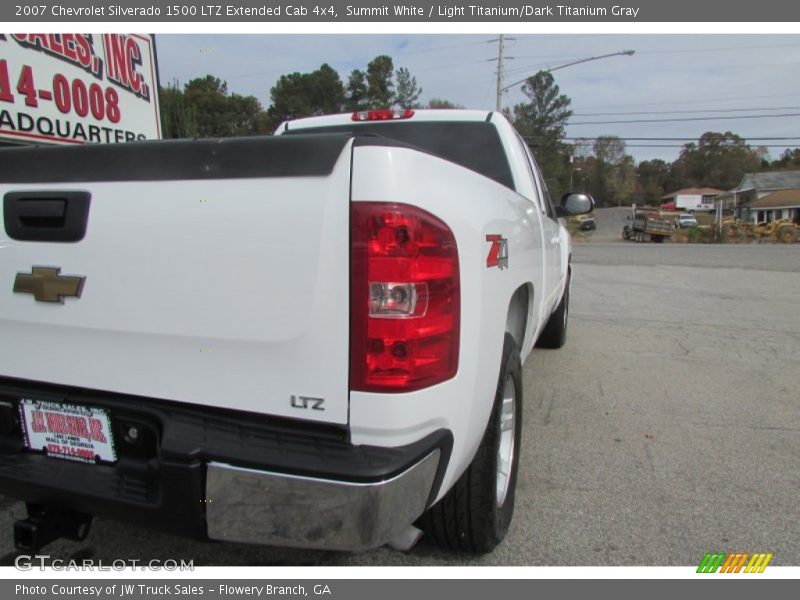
top-left (0, 109), bottom-right (591, 555)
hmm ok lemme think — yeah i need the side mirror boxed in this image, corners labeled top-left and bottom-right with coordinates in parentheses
top-left (559, 192), bottom-right (594, 216)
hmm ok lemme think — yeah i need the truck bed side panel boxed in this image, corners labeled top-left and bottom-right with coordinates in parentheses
top-left (347, 144), bottom-right (546, 498)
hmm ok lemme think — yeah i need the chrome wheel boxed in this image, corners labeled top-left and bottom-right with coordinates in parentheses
top-left (496, 375), bottom-right (517, 507)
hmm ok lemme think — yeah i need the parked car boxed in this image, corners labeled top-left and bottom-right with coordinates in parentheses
top-left (576, 214), bottom-right (596, 231)
top-left (675, 213), bottom-right (698, 228)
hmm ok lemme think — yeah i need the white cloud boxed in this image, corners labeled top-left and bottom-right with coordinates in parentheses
top-left (155, 33), bottom-right (800, 162)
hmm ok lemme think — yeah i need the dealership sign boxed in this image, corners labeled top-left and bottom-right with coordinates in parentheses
top-left (0, 34), bottom-right (161, 145)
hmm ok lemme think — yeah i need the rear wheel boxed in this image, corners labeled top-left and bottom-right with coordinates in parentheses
top-left (419, 333), bottom-right (522, 553)
top-left (778, 226), bottom-right (797, 243)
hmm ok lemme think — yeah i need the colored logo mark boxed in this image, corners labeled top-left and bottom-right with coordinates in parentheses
top-left (697, 552), bottom-right (773, 573)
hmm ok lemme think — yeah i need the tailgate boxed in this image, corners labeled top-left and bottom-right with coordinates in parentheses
top-left (0, 135), bottom-right (353, 425)
top-left (648, 219), bottom-right (673, 235)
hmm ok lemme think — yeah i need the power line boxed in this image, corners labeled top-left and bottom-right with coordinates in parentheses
top-left (598, 61), bottom-right (800, 77)
top-left (636, 42), bottom-right (800, 55)
top-left (224, 39), bottom-right (494, 82)
top-left (572, 92), bottom-right (800, 111)
top-left (524, 135), bottom-right (799, 144)
top-left (593, 144), bottom-right (799, 149)
top-left (503, 62), bottom-right (559, 76)
top-left (413, 58), bottom-right (489, 73)
top-left (561, 136), bottom-right (800, 141)
top-left (521, 136), bottom-right (800, 149)
top-left (505, 58), bottom-right (800, 81)
top-left (569, 113), bottom-right (800, 126)
top-left (505, 53), bottom-right (583, 61)
top-left (511, 42), bottom-right (800, 60)
top-left (573, 106), bottom-right (800, 117)
top-left (390, 39), bottom-right (497, 56)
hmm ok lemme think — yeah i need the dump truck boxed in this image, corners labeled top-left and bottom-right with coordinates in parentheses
top-left (622, 208), bottom-right (673, 243)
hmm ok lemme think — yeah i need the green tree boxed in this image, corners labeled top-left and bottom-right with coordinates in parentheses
top-left (589, 136), bottom-right (636, 207)
top-left (159, 80), bottom-right (198, 139)
top-left (636, 159), bottom-right (671, 206)
top-left (345, 69), bottom-right (369, 110)
top-left (571, 137), bottom-right (593, 161)
top-left (770, 148), bottom-right (800, 170)
top-left (366, 55), bottom-right (394, 108)
top-left (592, 135), bottom-right (626, 165)
top-left (670, 131), bottom-right (762, 190)
top-left (226, 93), bottom-right (265, 135)
top-left (183, 76), bottom-right (231, 137)
top-left (182, 75), bottom-right (263, 137)
top-left (267, 63), bottom-right (345, 128)
top-left (309, 64), bottom-right (346, 114)
top-left (427, 98), bottom-right (464, 109)
top-left (613, 156), bottom-right (638, 207)
top-left (511, 71), bottom-right (573, 198)
top-left (394, 67), bottom-right (422, 108)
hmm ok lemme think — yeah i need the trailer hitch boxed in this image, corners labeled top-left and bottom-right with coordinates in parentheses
top-left (14, 504), bottom-right (92, 553)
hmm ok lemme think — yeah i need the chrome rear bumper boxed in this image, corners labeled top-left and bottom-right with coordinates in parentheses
top-left (205, 450), bottom-right (440, 551)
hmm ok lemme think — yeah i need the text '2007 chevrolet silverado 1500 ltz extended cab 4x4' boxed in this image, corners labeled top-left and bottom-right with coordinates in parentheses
top-left (0, 109), bottom-right (592, 555)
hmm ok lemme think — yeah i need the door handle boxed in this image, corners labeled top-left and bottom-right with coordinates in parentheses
top-left (4, 191), bottom-right (91, 242)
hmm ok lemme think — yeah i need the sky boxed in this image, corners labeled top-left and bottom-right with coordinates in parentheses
top-left (155, 34), bottom-right (800, 164)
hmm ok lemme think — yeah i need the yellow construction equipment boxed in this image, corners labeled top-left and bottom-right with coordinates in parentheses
top-left (752, 219), bottom-right (799, 243)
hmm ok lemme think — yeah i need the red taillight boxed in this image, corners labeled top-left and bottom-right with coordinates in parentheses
top-left (351, 109), bottom-right (415, 121)
top-left (350, 202), bottom-right (459, 392)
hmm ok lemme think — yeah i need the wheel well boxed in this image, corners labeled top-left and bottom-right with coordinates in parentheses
top-left (505, 284), bottom-right (531, 350)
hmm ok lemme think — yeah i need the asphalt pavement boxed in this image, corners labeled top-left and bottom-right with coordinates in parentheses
top-left (1, 241), bottom-right (798, 566)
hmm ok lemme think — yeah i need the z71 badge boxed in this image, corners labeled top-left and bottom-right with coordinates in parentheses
top-left (486, 235), bottom-right (508, 270)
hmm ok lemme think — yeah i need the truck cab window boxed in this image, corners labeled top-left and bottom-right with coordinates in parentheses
top-left (517, 135), bottom-right (557, 219)
top-left (513, 134), bottom-right (546, 214)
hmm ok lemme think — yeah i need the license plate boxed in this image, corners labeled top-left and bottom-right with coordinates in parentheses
top-left (18, 399), bottom-right (116, 464)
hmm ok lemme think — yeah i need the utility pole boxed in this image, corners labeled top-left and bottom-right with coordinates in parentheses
top-left (495, 34), bottom-right (505, 111)
top-left (489, 34), bottom-right (514, 111)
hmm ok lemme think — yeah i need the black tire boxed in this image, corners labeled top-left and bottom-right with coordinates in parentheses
top-left (778, 226), bottom-right (797, 243)
top-left (536, 274), bottom-right (569, 349)
top-left (419, 333), bottom-right (523, 553)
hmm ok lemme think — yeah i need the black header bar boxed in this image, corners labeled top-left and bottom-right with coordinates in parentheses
top-left (2, 0), bottom-right (799, 22)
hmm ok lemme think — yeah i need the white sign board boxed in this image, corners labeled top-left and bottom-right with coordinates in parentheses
top-left (19, 398), bottom-right (117, 464)
top-left (0, 34), bottom-right (161, 145)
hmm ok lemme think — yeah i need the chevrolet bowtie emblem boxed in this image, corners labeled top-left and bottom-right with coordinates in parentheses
top-left (14, 267), bottom-right (86, 303)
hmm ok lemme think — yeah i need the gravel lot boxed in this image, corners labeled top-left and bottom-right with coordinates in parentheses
top-left (1, 242), bottom-right (798, 566)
